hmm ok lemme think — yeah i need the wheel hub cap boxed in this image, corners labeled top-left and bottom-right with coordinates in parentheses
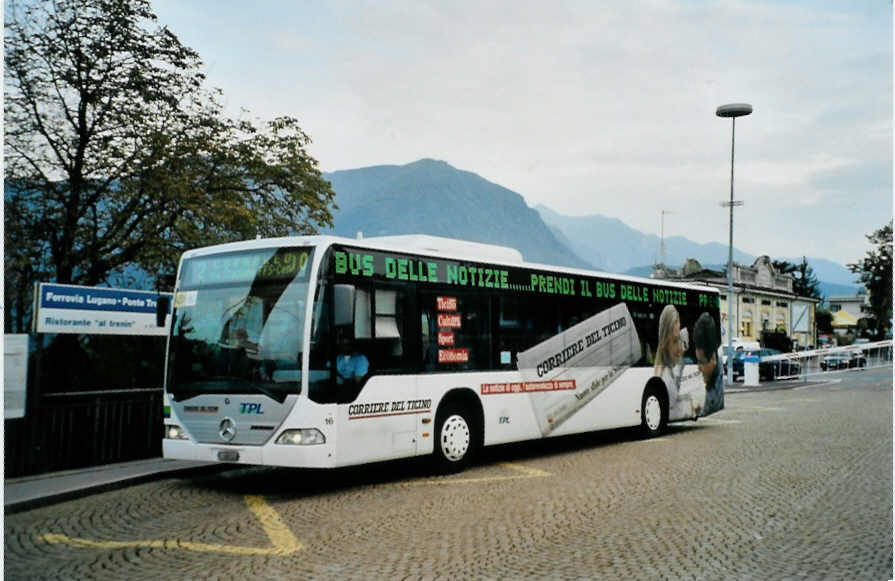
top-left (440, 414), bottom-right (470, 462)
top-left (644, 395), bottom-right (662, 431)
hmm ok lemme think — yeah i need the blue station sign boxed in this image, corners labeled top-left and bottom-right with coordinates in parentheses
top-left (35, 283), bottom-right (172, 336)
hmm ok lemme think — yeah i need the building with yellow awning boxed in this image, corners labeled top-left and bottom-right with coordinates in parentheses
top-left (831, 308), bottom-right (859, 334)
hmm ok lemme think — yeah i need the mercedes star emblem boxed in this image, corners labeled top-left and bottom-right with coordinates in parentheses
top-left (219, 417), bottom-right (237, 442)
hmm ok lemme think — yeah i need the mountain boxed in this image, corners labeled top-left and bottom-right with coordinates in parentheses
top-left (624, 264), bottom-right (857, 300)
top-left (539, 206), bottom-right (862, 299)
top-left (322, 160), bottom-right (862, 300)
top-left (324, 159), bottom-right (592, 269)
top-left (818, 282), bottom-right (863, 299)
top-left (535, 205), bottom-right (755, 272)
top-left (776, 257), bottom-right (859, 287)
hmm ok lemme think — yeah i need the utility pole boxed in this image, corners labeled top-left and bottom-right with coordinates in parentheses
top-left (659, 210), bottom-right (675, 267)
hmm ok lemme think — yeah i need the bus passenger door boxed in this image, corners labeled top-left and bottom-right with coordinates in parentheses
top-left (336, 284), bottom-right (420, 465)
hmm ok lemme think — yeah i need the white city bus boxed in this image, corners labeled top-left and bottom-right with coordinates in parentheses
top-left (162, 235), bottom-right (724, 472)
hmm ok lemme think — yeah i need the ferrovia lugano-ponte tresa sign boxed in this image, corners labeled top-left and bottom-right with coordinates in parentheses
top-left (34, 283), bottom-right (172, 336)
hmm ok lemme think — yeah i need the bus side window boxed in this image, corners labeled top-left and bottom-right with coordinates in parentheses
top-left (421, 312), bottom-right (438, 371)
top-left (421, 293), bottom-right (491, 371)
top-left (497, 296), bottom-right (560, 363)
top-left (627, 305), bottom-right (656, 367)
top-left (370, 286), bottom-right (407, 371)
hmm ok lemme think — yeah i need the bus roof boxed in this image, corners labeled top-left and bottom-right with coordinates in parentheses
top-left (181, 234), bottom-right (720, 295)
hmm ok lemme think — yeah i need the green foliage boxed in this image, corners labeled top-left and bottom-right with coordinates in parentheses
top-left (5, 0), bottom-right (335, 330)
top-left (848, 221), bottom-right (893, 339)
top-left (773, 257), bottom-right (822, 299)
top-left (815, 308), bottom-right (833, 335)
top-left (760, 329), bottom-right (792, 352)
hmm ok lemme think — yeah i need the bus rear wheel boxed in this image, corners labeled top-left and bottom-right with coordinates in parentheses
top-left (640, 386), bottom-right (667, 438)
top-left (433, 403), bottom-right (477, 473)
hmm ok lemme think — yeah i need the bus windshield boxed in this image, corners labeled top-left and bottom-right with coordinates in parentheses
top-left (167, 247), bottom-right (313, 403)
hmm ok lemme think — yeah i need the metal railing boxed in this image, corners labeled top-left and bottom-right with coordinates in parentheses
top-left (761, 340), bottom-right (893, 381)
top-left (4, 388), bottom-right (164, 478)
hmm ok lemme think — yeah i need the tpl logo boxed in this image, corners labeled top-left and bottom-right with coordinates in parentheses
top-left (240, 402), bottom-right (264, 415)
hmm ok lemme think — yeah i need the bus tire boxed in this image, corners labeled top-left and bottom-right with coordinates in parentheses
top-left (432, 402), bottom-right (477, 473)
top-left (640, 383), bottom-right (667, 438)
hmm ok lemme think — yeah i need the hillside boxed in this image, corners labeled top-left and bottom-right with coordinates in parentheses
top-left (536, 205), bottom-right (756, 273)
top-left (324, 159), bottom-right (592, 269)
top-left (320, 160), bottom-right (861, 298)
top-left (538, 207), bottom-right (861, 298)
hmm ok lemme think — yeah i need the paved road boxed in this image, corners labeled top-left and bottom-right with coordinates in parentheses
top-left (5, 369), bottom-right (892, 580)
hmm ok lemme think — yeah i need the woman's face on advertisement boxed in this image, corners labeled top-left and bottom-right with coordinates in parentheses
top-left (671, 320), bottom-right (683, 360)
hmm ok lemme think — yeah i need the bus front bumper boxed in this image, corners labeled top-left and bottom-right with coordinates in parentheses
top-left (163, 439), bottom-right (335, 468)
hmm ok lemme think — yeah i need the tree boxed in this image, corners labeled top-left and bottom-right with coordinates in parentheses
top-left (773, 257), bottom-right (822, 299)
top-left (848, 222), bottom-right (893, 340)
top-left (5, 0), bottom-right (336, 331)
top-left (815, 308), bottom-right (833, 335)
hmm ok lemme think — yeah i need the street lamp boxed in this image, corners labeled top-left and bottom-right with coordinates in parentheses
top-left (716, 103), bottom-right (752, 387)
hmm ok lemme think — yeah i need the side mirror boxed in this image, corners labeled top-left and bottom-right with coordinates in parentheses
top-left (157, 272), bottom-right (176, 289)
top-left (156, 296), bottom-right (171, 327)
top-left (333, 284), bottom-right (355, 327)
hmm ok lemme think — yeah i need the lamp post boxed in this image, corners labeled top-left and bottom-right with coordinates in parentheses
top-left (716, 103), bottom-right (752, 387)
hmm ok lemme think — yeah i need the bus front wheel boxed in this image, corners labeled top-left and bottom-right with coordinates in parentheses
top-left (640, 385), bottom-right (667, 438)
top-left (433, 403), bottom-right (477, 473)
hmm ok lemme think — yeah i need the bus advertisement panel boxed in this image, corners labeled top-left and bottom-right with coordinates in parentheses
top-left (328, 243), bottom-right (725, 422)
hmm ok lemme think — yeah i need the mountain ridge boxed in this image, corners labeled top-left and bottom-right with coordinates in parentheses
top-left (322, 158), bottom-right (861, 298)
top-left (535, 205), bottom-right (861, 291)
top-left (324, 159), bottom-right (592, 269)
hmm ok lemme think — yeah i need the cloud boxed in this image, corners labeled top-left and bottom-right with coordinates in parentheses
top-left (152, 0), bottom-right (892, 266)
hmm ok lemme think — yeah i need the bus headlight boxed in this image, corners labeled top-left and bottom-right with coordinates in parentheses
top-left (275, 428), bottom-right (326, 445)
top-left (165, 424), bottom-right (189, 440)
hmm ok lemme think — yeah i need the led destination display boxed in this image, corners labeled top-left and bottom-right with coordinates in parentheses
top-left (331, 246), bottom-right (718, 308)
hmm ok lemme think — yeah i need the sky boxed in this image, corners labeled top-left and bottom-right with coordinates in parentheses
top-left (152, 0), bottom-right (892, 266)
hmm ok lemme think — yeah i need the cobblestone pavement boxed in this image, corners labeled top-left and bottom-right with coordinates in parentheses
top-left (5, 369), bottom-right (892, 580)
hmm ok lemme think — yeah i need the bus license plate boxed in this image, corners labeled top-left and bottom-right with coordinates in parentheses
top-left (218, 450), bottom-right (239, 462)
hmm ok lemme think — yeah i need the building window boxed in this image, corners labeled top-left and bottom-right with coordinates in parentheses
top-left (761, 300), bottom-right (771, 306)
top-left (831, 305), bottom-right (841, 312)
top-left (742, 297), bottom-right (755, 304)
top-left (776, 302), bottom-right (788, 308)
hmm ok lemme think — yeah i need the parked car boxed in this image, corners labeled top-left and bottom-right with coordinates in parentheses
top-left (729, 348), bottom-right (801, 381)
top-left (820, 350), bottom-right (867, 371)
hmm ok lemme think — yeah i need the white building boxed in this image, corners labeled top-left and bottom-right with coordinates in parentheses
top-left (826, 290), bottom-right (870, 336)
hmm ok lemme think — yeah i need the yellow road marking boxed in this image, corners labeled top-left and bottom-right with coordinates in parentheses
top-left (244, 495), bottom-right (303, 554)
top-left (399, 461), bottom-right (551, 486)
top-left (500, 462), bottom-right (551, 477)
top-left (727, 405), bottom-right (783, 412)
top-left (39, 495), bottom-right (302, 556)
top-left (40, 463), bottom-right (552, 552)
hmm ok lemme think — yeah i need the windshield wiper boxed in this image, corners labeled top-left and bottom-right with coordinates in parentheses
top-left (218, 376), bottom-right (291, 404)
top-left (174, 377), bottom-right (290, 404)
